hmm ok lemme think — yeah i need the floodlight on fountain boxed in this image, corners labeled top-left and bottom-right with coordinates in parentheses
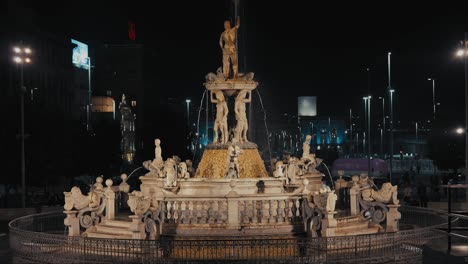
top-left (13, 56), bottom-right (22, 63)
top-left (24, 48), bottom-right (31, 54)
top-left (457, 49), bottom-right (465, 57)
top-left (456, 127), bottom-right (464, 134)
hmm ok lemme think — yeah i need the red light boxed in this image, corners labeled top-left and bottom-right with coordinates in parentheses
top-left (128, 22), bottom-right (136, 41)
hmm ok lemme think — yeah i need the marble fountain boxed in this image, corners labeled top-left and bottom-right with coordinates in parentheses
top-left (62, 16), bottom-right (401, 248)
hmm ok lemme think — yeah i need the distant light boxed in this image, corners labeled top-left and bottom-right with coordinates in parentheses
top-left (25, 58), bottom-right (31, 63)
top-left (186, 99), bottom-right (191, 103)
top-left (368, 95), bottom-right (372, 99)
top-left (457, 49), bottom-right (465, 57)
top-left (427, 78), bottom-right (432, 81)
top-left (389, 89), bottom-right (395, 93)
top-left (13, 56), bottom-right (22, 63)
top-left (456, 128), bottom-right (464, 134)
top-left (388, 52), bottom-right (391, 55)
top-left (317, 146), bottom-right (321, 150)
top-left (24, 48), bottom-right (31, 54)
top-left (13, 47), bottom-right (21, 53)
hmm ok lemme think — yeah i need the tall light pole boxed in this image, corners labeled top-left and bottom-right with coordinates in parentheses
top-left (456, 32), bottom-right (468, 191)
top-left (86, 57), bottom-right (92, 132)
top-left (13, 45), bottom-right (32, 208)
top-left (349, 108), bottom-right (353, 156)
top-left (367, 96), bottom-right (372, 176)
top-left (379, 97), bottom-right (385, 157)
top-left (428, 78), bottom-right (436, 120)
top-left (388, 51), bottom-right (394, 183)
top-left (363, 97), bottom-right (368, 157)
top-left (186, 99), bottom-right (191, 128)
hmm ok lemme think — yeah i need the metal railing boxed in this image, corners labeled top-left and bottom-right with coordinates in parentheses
top-left (9, 206), bottom-right (446, 263)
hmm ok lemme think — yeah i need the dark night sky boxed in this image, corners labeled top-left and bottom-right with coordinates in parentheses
top-left (6, 0), bottom-right (468, 128)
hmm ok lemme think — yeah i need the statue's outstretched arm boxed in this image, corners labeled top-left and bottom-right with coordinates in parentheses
top-left (235, 16), bottom-right (240, 29)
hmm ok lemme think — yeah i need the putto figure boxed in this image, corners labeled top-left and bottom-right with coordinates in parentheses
top-left (219, 17), bottom-right (240, 79)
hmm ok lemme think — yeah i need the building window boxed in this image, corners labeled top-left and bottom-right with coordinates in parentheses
top-left (131, 100), bottom-right (137, 107)
top-left (106, 90), bottom-right (112, 96)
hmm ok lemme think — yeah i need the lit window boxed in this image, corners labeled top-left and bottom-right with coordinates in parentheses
top-left (106, 90), bottom-right (112, 96)
top-left (131, 100), bottom-right (137, 107)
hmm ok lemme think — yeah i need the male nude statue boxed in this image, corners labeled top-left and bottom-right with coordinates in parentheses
top-left (219, 17), bottom-right (240, 79)
top-left (234, 90), bottom-right (249, 143)
top-left (213, 91), bottom-right (229, 144)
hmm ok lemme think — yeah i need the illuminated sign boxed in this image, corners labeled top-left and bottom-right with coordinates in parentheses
top-left (71, 39), bottom-right (89, 69)
top-left (298, 96), bottom-right (317, 116)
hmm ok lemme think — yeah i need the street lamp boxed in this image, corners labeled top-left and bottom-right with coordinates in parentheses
top-left (186, 99), bottom-right (191, 128)
top-left (387, 51), bottom-right (394, 183)
top-left (363, 96), bottom-right (368, 156)
top-left (427, 78), bottom-right (436, 120)
top-left (12, 44), bottom-right (32, 208)
top-left (456, 127), bottom-right (465, 135)
top-left (379, 97), bottom-right (385, 157)
top-left (456, 33), bottom-right (468, 193)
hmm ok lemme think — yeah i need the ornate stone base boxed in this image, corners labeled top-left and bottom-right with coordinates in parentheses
top-left (195, 143), bottom-right (268, 179)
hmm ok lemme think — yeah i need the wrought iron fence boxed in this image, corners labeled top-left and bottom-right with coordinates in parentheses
top-left (9, 206), bottom-right (446, 263)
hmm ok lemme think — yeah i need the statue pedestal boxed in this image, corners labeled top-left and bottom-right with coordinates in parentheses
top-left (386, 204), bottom-right (401, 232)
top-left (321, 211), bottom-right (338, 237)
top-left (302, 172), bottom-right (325, 194)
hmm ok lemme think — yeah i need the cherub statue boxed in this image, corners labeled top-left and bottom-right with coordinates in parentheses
top-left (178, 162), bottom-right (190, 179)
top-left (226, 140), bottom-right (242, 179)
top-left (273, 161), bottom-right (286, 178)
top-left (163, 158), bottom-right (177, 188)
top-left (150, 139), bottom-right (163, 172)
top-left (185, 159), bottom-right (194, 175)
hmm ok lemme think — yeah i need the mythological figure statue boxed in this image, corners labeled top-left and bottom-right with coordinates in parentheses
top-left (302, 135), bottom-right (312, 159)
top-left (219, 17), bottom-right (240, 79)
top-left (226, 140), bottom-right (242, 179)
top-left (213, 91), bottom-right (229, 144)
top-left (234, 90), bottom-right (250, 143)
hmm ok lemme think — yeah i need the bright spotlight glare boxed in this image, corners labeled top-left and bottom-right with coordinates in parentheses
top-left (25, 58), bottom-right (31, 63)
top-left (13, 47), bottom-right (21, 53)
top-left (13, 56), bottom-right (22, 63)
top-left (456, 128), bottom-right (464, 134)
top-left (457, 49), bottom-right (465, 57)
top-left (24, 48), bottom-right (31, 54)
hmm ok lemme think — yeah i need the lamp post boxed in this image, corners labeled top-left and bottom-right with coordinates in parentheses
top-left (456, 32), bottom-right (468, 195)
top-left (363, 97), bottom-right (368, 157)
top-left (367, 96), bottom-right (372, 176)
top-left (428, 78), bottom-right (436, 121)
top-left (186, 99), bottom-right (191, 128)
top-left (13, 45), bottom-right (32, 208)
top-left (387, 51), bottom-right (394, 183)
top-left (379, 97), bottom-right (385, 157)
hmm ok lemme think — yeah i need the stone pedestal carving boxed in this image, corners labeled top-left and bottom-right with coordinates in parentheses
top-left (129, 215), bottom-right (145, 240)
top-left (321, 211), bottom-right (338, 237)
top-left (64, 210), bottom-right (80, 236)
top-left (386, 205), bottom-right (401, 232)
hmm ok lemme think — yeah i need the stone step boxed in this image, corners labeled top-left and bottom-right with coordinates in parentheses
top-left (94, 225), bottom-right (134, 236)
top-left (336, 216), bottom-right (364, 226)
top-left (85, 231), bottom-right (133, 239)
top-left (334, 226), bottom-right (380, 236)
top-left (101, 219), bottom-right (133, 228)
top-left (336, 221), bottom-right (370, 232)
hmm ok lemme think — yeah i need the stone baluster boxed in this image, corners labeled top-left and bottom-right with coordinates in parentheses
top-left (129, 215), bottom-right (145, 239)
top-left (177, 201), bottom-right (183, 224)
top-left (200, 201), bottom-right (208, 224)
top-left (276, 200), bottom-right (284, 222)
top-left (183, 201), bottom-right (190, 224)
top-left (169, 201), bottom-right (175, 223)
top-left (261, 200), bottom-right (268, 223)
top-left (64, 210), bottom-right (80, 236)
top-left (284, 200), bottom-right (291, 223)
top-left (254, 201), bottom-right (260, 223)
top-left (192, 201), bottom-right (199, 224)
top-left (208, 201), bottom-right (215, 224)
top-left (217, 201), bottom-right (224, 223)
top-left (241, 201), bottom-right (249, 224)
top-left (295, 199), bottom-right (301, 221)
top-left (119, 174), bottom-right (130, 193)
top-left (226, 193), bottom-right (240, 227)
top-left (105, 179), bottom-right (115, 220)
top-left (269, 200), bottom-right (275, 223)
top-left (290, 199), bottom-right (297, 222)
